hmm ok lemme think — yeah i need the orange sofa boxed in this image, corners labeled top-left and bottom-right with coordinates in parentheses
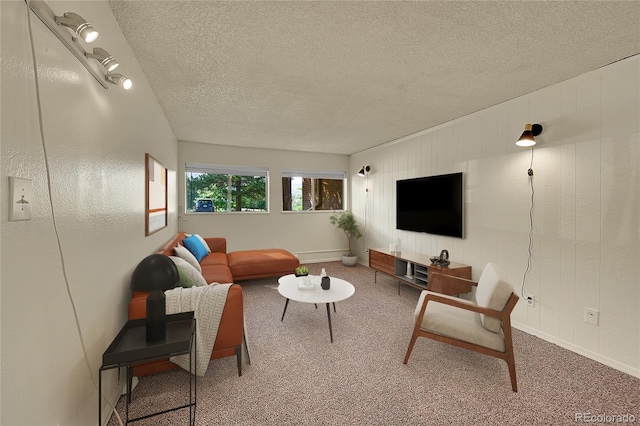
top-left (128, 232), bottom-right (299, 377)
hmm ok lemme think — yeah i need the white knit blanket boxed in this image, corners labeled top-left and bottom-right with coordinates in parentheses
top-left (165, 283), bottom-right (231, 376)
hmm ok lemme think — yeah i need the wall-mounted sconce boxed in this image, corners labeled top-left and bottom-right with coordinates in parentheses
top-left (516, 123), bottom-right (543, 147)
top-left (85, 48), bottom-right (119, 72)
top-left (106, 73), bottom-right (132, 90)
top-left (357, 165), bottom-right (371, 177)
top-left (516, 123), bottom-right (543, 304)
top-left (54, 11), bottom-right (98, 43)
top-left (357, 164), bottom-right (372, 251)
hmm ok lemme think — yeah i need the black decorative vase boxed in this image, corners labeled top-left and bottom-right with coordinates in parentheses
top-left (321, 276), bottom-right (331, 290)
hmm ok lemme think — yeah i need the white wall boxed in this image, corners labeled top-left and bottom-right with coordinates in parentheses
top-left (1, 1), bottom-right (178, 424)
top-left (351, 56), bottom-right (640, 377)
top-left (178, 141), bottom-right (350, 262)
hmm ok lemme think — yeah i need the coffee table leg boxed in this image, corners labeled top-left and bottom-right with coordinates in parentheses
top-left (326, 303), bottom-right (333, 343)
top-left (281, 298), bottom-right (290, 321)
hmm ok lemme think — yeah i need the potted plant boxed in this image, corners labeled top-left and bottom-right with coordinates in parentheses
top-left (294, 265), bottom-right (309, 277)
top-left (330, 211), bottom-right (362, 266)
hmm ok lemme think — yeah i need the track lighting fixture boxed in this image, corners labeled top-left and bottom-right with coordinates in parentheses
top-left (29, 1), bottom-right (130, 90)
top-left (85, 48), bottom-right (119, 72)
top-left (516, 123), bottom-right (543, 147)
top-left (54, 12), bottom-right (98, 43)
top-left (106, 73), bottom-right (132, 90)
top-left (358, 165), bottom-right (371, 177)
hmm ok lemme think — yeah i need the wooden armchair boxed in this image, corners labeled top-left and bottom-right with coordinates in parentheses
top-left (404, 263), bottom-right (520, 391)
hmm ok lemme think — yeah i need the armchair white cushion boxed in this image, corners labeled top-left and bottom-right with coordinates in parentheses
top-left (413, 291), bottom-right (506, 352)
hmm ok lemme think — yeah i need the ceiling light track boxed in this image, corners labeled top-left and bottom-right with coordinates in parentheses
top-left (26, 0), bottom-right (131, 90)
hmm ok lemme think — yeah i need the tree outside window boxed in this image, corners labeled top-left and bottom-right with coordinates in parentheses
top-left (282, 170), bottom-right (345, 211)
top-left (185, 164), bottom-right (268, 213)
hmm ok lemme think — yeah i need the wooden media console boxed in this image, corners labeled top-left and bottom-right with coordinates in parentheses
top-left (369, 248), bottom-right (472, 295)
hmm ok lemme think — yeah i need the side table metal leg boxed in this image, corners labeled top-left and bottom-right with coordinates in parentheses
top-left (127, 366), bottom-right (133, 404)
top-left (192, 325), bottom-right (197, 425)
top-left (326, 303), bottom-right (334, 343)
top-left (125, 370), bottom-right (130, 424)
top-left (281, 298), bottom-right (290, 321)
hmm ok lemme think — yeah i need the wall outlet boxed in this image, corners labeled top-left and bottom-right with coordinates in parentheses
top-left (584, 308), bottom-right (599, 326)
top-left (526, 294), bottom-right (535, 307)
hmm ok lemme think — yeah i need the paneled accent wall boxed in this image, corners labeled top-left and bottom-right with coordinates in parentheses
top-left (351, 56), bottom-right (639, 377)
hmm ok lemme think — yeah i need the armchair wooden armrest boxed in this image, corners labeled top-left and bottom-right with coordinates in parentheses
top-left (427, 272), bottom-right (476, 295)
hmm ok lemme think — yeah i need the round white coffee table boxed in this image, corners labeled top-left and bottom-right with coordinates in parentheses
top-left (278, 274), bottom-right (355, 343)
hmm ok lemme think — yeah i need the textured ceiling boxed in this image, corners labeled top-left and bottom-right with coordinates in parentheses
top-left (108, 1), bottom-right (640, 155)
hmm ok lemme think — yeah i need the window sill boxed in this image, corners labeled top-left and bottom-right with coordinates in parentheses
top-left (281, 210), bottom-right (345, 214)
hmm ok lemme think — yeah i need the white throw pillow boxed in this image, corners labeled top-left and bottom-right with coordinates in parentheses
top-left (186, 233), bottom-right (211, 253)
top-left (169, 256), bottom-right (207, 287)
top-left (174, 244), bottom-right (202, 273)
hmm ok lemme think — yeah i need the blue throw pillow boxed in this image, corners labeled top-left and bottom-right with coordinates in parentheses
top-left (182, 235), bottom-right (208, 262)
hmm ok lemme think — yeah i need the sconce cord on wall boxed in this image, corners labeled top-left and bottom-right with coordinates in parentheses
top-left (521, 147), bottom-right (535, 300)
top-left (362, 173), bottom-right (368, 252)
top-left (25, 2), bottom-right (124, 424)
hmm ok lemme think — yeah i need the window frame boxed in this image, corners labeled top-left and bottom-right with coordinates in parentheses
top-left (281, 169), bottom-right (347, 213)
top-left (184, 163), bottom-right (270, 214)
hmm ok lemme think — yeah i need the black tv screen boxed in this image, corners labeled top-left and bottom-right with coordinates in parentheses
top-left (396, 172), bottom-right (463, 238)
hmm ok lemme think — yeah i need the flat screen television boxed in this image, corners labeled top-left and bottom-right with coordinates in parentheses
top-left (396, 172), bottom-right (463, 238)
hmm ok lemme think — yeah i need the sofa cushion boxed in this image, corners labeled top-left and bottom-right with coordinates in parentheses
top-left (227, 249), bottom-right (299, 280)
top-left (201, 264), bottom-right (234, 285)
top-left (169, 256), bottom-right (207, 287)
top-left (200, 252), bottom-right (229, 267)
top-left (174, 244), bottom-right (202, 273)
top-left (183, 235), bottom-right (209, 262)
top-left (475, 263), bottom-right (513, 333)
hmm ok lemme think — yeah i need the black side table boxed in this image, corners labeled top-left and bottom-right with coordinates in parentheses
top-left (99, 312), bottom-right (196, 425)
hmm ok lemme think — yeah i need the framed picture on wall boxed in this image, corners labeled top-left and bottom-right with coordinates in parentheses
top-left (145, 153), bottom-right (168, 236)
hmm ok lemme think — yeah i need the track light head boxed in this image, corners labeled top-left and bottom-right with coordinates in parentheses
top-left (516, 123), bottom-right (543, 147)
top-left (55, 12), bottom-right (99, 43)
top-left (106, 73), bottom-right (132, 90)
top-left (85, 48), bottom-right (119, 72)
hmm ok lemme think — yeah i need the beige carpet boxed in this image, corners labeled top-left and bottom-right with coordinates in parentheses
top-left (108, 261), bottom-right (639, 425)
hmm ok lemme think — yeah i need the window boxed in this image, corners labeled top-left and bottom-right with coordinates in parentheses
top-left (185, 163), bottom-right (268, 213)
top-left (282, 169), bottom-right (345, 211)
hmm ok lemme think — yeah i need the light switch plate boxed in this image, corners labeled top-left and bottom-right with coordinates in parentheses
top-left (9, 177), bottom-right (32, 221)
